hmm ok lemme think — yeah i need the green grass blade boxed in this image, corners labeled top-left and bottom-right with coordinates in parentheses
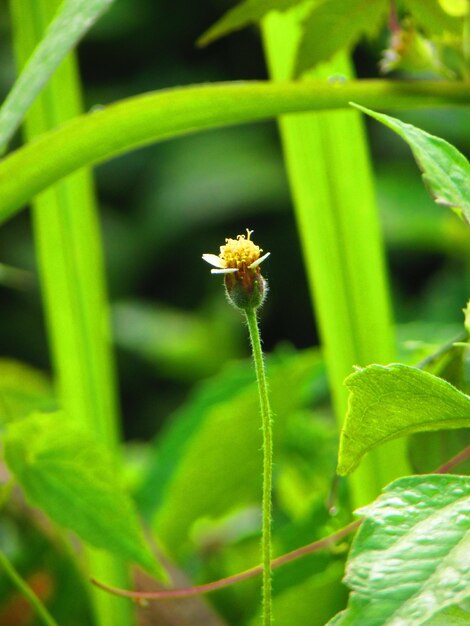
top-left (9, 1), bottom-right (133, 624)
top-left (0, 79), bottom-right (468, 225)
top-left (0, 0), bottom-right (114, 153)
top-left (262, 10), bottom-right (411, 506)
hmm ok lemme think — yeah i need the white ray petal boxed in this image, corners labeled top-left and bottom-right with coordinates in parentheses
top-left (211, 268), bottom-right (238, 274)
top-left (248, 251), bottom-right (270, 269)
top-left (202, 253), bottom-right (224, 268)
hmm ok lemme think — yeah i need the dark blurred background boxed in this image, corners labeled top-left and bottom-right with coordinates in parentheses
top-left (0, 0), bottom-right (469, 440)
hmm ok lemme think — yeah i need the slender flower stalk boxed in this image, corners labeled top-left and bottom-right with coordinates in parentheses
top-left (245, 306), bottom-right (273, 626)
top-left (203, 229), bottom-right (273, 625)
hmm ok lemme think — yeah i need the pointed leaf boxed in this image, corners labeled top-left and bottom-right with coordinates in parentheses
top-left (331, 475), bottom-right (470, 625)
top-left (197, 0), bottom-right (299, 47)
top-left (295, 0), bottom-right (388, 75)
top-left (352, 104), bottom-right (470, 226)
top-left (4, 412), bottom-right (165, 580)
top-left (338, 364), bottom-right (470, 475)
top-left (0, 0), bottom-right (115, 152)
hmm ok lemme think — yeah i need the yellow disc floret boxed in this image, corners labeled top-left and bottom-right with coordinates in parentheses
top-left (219, 229), bottom-right (262, 270)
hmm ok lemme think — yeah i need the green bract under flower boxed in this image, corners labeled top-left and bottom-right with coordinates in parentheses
top-left (202, 229), bottom-right (270, 310)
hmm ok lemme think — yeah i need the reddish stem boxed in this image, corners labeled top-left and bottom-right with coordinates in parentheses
top-left (92, 443), bottom-right (470, 602)
top-left (91, 521), bottom-right (360, 601)
top-left (434, 444), bottom-right (470, 474)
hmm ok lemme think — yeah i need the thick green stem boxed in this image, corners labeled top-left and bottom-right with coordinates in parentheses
top-left (0, 80), bottom-right (468, 225)
top-left (0, 551), bottom-right (58, 626)
top-left (245, 307), bottom-right (273, 626)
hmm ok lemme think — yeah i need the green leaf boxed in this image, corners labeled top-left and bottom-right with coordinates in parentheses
top-left (197, 0), bottom-right (300, 47)
top-left (0, 360), bottom-right (55, 426)
top-left (331, 475), bottom-right (470, 625)
top-left (0, 0), bottom-right (115, 152)
top-left (338, 364), bottom-right (470, 475)
top-left (3, 412), bottom-right (165, 580)
top-left (148, 349), bottom-right (327, 554)
top-left (295, 0), bottom-right (388, 75)
top-left (423, 604), bottom-right (470, 625)
top-left (404, 0), bottom-right (464, 36)
top-left (352, 104), bottom-right (470, 226)
top-left (113, 300), bottom-right (242, 380)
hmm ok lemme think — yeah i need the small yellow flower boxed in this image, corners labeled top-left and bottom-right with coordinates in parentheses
top-left (202, 229), bottom-right (270, 310)
top-left (202, 229), bottom-right (270, 275)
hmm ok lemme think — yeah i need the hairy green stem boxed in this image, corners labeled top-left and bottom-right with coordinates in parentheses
top-left (245, 306), bottom-right (273, 626)
top-left (0, 80), bottom-right (468, 225)
top-left (0, 551), bottom-right (58, 626)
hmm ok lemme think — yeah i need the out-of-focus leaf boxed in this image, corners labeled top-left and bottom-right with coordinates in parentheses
top-left (248, 562), bottom-right (347, 626)
top-left (0, 0), bottom-right (115, 152)
top-left (404, 0), bottom-right (464, 35)
top-left (377, 164), bottom-right (468, 256)
top-left (352, 105), bottom-right (470, 226)
top-left (329, 475), bottom-right (470, 625)
top-left (144, 349), bottom-right (327, 554)
top-left (0, 360), bottom-right (55, 426)
top-left (197, 0), bottom-right (300, 47)
top-left (410, 428), bottom-right (470, 475)
top-left (4, 412), bottom-right (165, 579)
top-left (113, 300), bottom-right (242, 379)
top-left (438, 0), bottom-right (469, 18)
top-left (464, 300), bottom-right (470, 334)
top-left (338, 364), bottom-right (470, 475)
top-left (295, 0), bottom-right (388, 75)
top-left (395, 322), bottom-right (463, 366)
top-left (278, 411), bottom-right (338, 516)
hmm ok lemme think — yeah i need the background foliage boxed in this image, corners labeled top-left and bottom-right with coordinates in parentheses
top-left (0, 0), bottom-right (469, 625)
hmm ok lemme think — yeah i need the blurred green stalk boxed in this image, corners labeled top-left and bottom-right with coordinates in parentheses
top-left (0, 551), bottom-right (58, 626)
top-left (9, 1), bottom-right (133, 624)
top-left (262, 10), bottom-right (411, 507)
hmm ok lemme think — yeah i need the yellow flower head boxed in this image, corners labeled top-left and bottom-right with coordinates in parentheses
top-left (202, 229), bottom-right (270, 275)
top-left (202, 229), bottom-right (269, 310)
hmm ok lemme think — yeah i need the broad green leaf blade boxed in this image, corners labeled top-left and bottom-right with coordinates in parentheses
top-left (332, 475), bottom-right (470, 625)
top-left (352, 104), bottom-right (470, 225)
top-left (4, 413), bottom-right (165, 580)
top-left (0, 359), bottom-right (55, 426)
top-left (338, 364), bottom-right (470, 475)
top-left (0, 0), bottom-right (115, 153)
top-left (197, 0), bottom-right (299, 47)
top-left (295, 0), bottom-right (388, 75)
top-left (150, 350), bottom-right (327, 554)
